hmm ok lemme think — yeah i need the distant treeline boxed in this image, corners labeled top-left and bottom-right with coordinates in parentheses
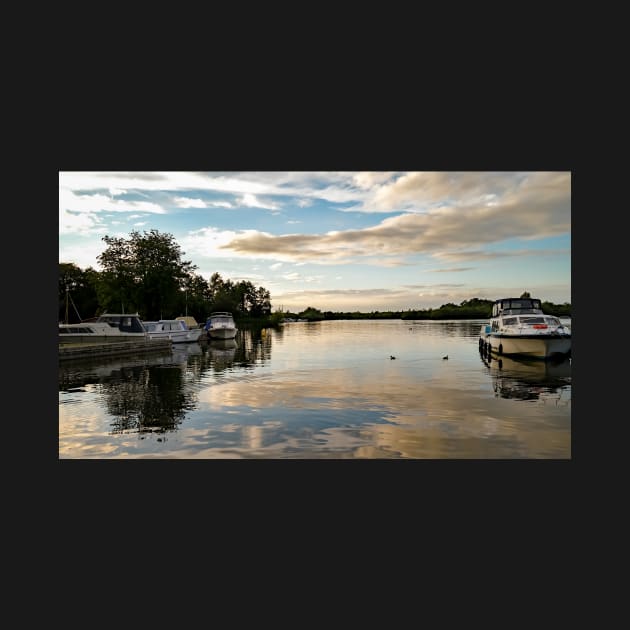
top-left (60, 230), bottom-right (571, 325)
top-left (281, 298), bottom-right (571, 322)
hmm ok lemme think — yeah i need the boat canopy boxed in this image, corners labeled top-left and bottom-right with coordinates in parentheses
top-left (492, 298), bottom-right (542, 317)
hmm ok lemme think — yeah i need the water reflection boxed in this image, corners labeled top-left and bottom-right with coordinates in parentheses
top-left (235, 328), bottom-right (273, 365)
top-left (407, 319), bottom-right (486, 339)
top-left (59, 321), bottom-right (571, 458)
top-left (59, 330), bottom-right (273, 439)
top-left (479, 351), bottom-right (571, 402)
top-left (60, 350), bottom-right (199, 435)
top-left (105, 361), bottom-right (197, 435)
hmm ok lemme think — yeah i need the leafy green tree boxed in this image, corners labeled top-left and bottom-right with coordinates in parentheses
top-left (299, 307), bottom-right (323, 321)
top-left (178, 273), bottom-right (211, 322)
top-left (97, 236), bottom-right (138, 314)
top-left (58, 263), bottom-right (100, 323)
top-left (97, 230), bottom-right (197, 319)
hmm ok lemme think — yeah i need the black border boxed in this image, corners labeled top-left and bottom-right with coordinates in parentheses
top-left (51, 94), bottom-right (578, 532)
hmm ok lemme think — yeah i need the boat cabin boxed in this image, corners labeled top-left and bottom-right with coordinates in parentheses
top-left (97, 313), bottom-right (146, 333)
top-left (491, 298), bottom-right (543, 318)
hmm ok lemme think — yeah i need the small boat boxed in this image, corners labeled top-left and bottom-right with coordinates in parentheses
top-left (176, 315), bottom-right (201, 329)
top-left (479, 297), bottom-right (571, 360)
top-left (59, 313), bottom-right (148, 344)
top-left (142, 319), bottom-right (204, 343)
top-left (205, 312), bottom-right (238, 340)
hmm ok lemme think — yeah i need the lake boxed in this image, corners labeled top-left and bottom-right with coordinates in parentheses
top-left (58, 319), bottom-right (571, 459)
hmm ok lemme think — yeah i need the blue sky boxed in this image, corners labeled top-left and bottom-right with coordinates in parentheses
top-left (59, 171), bottom-right (571, 312)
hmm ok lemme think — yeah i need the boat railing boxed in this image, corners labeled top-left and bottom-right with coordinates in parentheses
top-left (499, 307), bottom-right (542, 316)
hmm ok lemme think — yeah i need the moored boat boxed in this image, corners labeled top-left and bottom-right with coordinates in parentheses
top-left (143, 319), bottom-right (203, 343)
top-left (59, 313), bottom-right (148, 344)
top-left (479, 297), bottom-right (571, 360)
top-left (205, 312), bottom-right (238, 340)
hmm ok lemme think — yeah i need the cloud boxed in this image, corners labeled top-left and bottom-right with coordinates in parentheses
top-left (210, 175), bottom-right (569, 264)
top-left (238, 193), bottom-right (280, 210)
top-left (356, 171), bottom-right (569, 214)
top-left (352, 171), bottom-right (398, 189)
top-left (58, 242), bottom-right (107, 270)
top-left (174, 197), bottom-right (208, 208)
top-left (432, 248), bottom-right (570, 263)
top-left (59, 188), bottom-right (165, 236)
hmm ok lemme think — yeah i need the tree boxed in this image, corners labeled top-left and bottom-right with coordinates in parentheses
top-left (97, 229), bottom-right (197, 319)
top-left (520, 291), bottom-right (531, 298)
top-left (58, 263), bottom-right (100, 323)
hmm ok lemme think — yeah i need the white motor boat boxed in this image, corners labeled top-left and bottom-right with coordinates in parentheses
top-left (59, 313), bottom-right (148, 344)
top-left (205, 312), bottom-right (238, 340)
top-left (479, 297), bottom-right (571, 360)
top-left (142, 319), bottom-right (204, 343)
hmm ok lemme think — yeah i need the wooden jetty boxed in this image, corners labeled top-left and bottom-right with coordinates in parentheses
top-left (58, 338), bottom-right (172, 361)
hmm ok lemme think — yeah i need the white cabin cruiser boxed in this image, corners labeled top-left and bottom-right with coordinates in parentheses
top-left (205, 312), bottom-right (238, 340)
top-left (142, 319), bottom-right (203, 343)
top-left (59, 313), bottom-right (148, 344)
top-left (479, 297), bottom-right (571, 360)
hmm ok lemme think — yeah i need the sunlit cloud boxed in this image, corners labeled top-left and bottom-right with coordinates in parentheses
top-left (213, 185), bottom-right (569, 264)
top-left (352, 171), bottom-right (398, 190)
top-left (238, 193), bottom-right (280, 210)
top-left (174, 197), bottom-right (207, 208)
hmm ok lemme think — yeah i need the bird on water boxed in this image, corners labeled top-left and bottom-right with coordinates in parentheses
top-left (442, 355), bottom-right (448, 360)
top-left (390, 355), bottom-right (396, 360)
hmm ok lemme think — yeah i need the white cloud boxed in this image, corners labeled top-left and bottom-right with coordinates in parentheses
top-left (238, 193), bottom-right (280, 210)
top-left (174, 197), bottom-right (207, 208)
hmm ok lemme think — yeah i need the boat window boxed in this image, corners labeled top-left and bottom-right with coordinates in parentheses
top-left (545, 317), bottom-right (560, 326)
top-left (521, 317), bottom-right (545, 324)
top-left (503, 317), bottom-right (517, 325)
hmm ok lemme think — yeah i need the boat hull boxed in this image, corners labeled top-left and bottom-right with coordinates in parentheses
top-left (480, 332), bottom-right (571, 359)
top-left (146, 329), bottom-right (203, 343)
top-left (207, 327), bottom-right (237, 340)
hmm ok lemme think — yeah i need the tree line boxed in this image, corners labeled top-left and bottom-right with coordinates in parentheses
top-left (59, 230), bottom-right (271, 323)
top-left (59, 230), bottom-right (571, 324)
top-left (278, 295), bottom-right (571, 322)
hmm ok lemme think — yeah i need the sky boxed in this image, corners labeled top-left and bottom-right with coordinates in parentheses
top-left (59, 171), bottom-right (571, 313)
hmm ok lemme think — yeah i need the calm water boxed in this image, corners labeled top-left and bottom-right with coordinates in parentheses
top-left (58, 319), bottom-right (571, 459)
